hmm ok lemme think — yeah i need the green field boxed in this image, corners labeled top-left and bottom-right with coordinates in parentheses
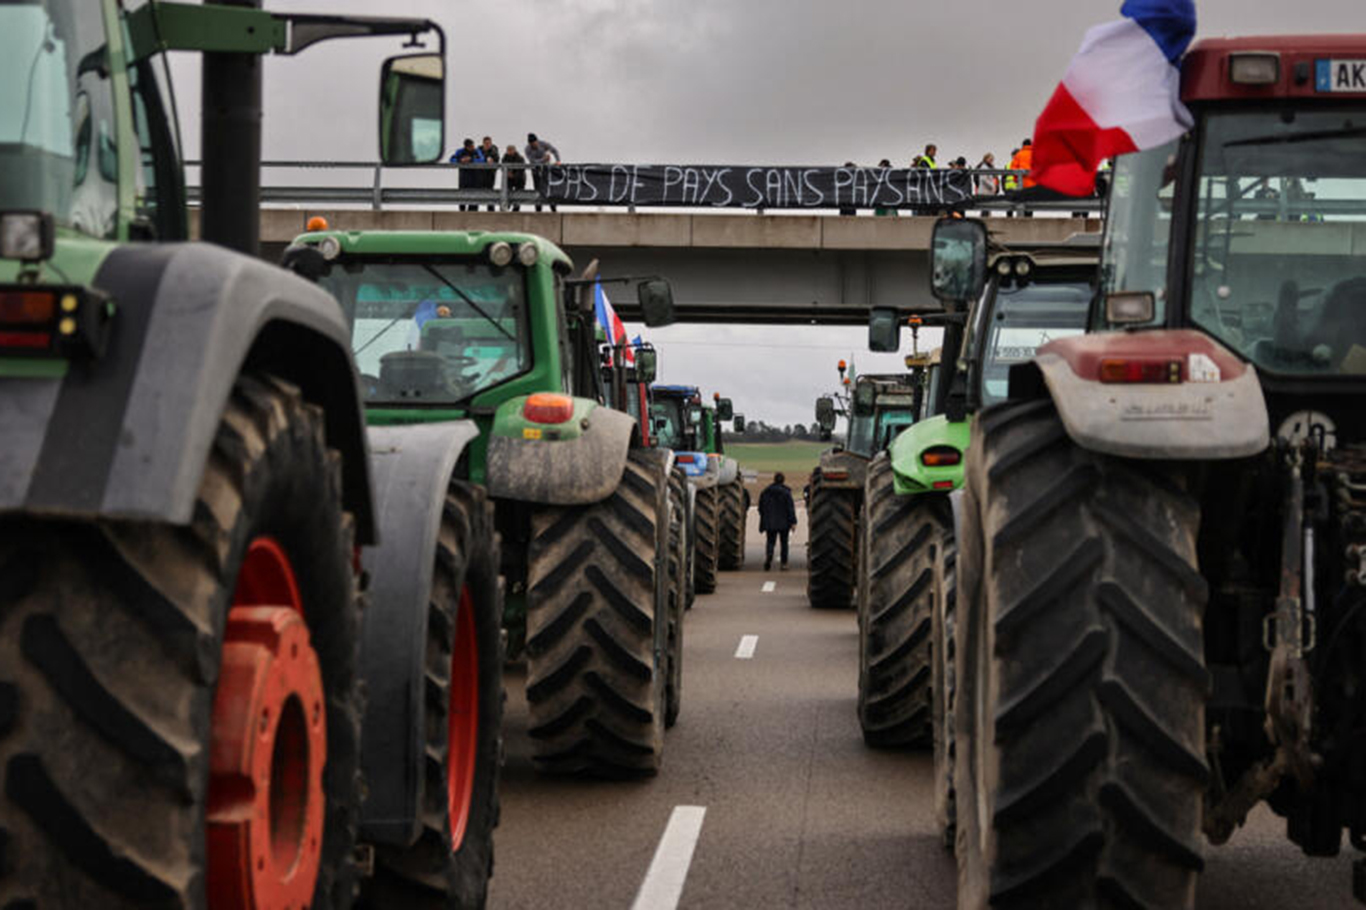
top-left (726, 441), bottom-right (828, 475)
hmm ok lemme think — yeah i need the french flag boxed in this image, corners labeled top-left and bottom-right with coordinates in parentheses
top-left (594, 281), bottom-right (634, 365)
top-left (1031, 0), bottom-right (1197, 196)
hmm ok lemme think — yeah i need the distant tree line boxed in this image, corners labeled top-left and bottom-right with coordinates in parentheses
top-left (729, 420), bottom-right (843, 445)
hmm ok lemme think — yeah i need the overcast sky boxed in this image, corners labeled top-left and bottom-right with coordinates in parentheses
top-left (173, 0), bottom-right (1365, 427)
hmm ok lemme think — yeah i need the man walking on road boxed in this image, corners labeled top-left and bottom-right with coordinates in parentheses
top-left (759, 473), bottom-right (798, 572)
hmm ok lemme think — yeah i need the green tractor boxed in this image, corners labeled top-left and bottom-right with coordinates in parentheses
top-left (0, 2), bottom-right (512, 907)
top-left (855, 228), bottom-right (1098, 757)
top-left (807, 357), bottom-right (930, 610)
top-left (650, 386), bottom-right (747, 593)
top-left (283, 227), bottom-right (687, 781)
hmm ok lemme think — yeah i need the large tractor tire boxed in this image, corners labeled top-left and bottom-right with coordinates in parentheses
top-left (693, 484), bottom-right (720, 595)
top-left (364, 481), bottom-right (505, 909)
top-left (857, 452), bottom-right (942, 748)
top-left (717, 479), bottom-right (748, 571)
top-left (954, 401), bottom-right (1208, 910)
top-left (807, 472), bottom-right (859, 610)
top-left (665, 467), bottom-right (688, 727)
top-left (0, 374), bottom-right (363, 909)
top-left (524, 450), bottom-right (670, 777)
top-left (932, 531), bottom-right (958, 848)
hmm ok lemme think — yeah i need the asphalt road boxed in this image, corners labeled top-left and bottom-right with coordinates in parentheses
top-left (486, 509), bottom-right (1364, 909)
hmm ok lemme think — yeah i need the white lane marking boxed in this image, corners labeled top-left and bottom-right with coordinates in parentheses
top-left (761, 581), bottom-right (776, 593)
top-left (631, 805), bottom-right (707, 910)
top-left (735, 634), bottom-right (759, 659)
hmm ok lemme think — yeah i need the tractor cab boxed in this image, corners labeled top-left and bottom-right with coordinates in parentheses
top-left (843, 375), bottom-right (925, 460)
top-left (302, 236), bottom-right (568, 410)
top-left (1090, 36), bottom-right (1366, 442)
top-left (601, 340), bottom-right (658, 446)
top-left (651, 385), bottom-right (712, 477)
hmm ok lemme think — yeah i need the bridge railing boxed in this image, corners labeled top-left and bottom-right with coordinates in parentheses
top-left (184, 161), bottom-right (1106, 215)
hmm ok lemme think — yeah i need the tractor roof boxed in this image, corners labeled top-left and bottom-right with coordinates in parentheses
top-left (652, 385), bottom-right (701, 398)
top-left (289, 229), bottom-right (574, 273)
top-left (1183, 35), bottom-right (1366, 103)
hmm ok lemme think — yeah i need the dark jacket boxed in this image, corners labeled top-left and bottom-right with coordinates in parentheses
top-left (451, 147), bottom-right (484, 190)
top-left (479, 145), bottom-right (500, 188)
top-left (758, 482), bottom-right (797, 533)
top-left (503, 150), bottom-right (527, 189)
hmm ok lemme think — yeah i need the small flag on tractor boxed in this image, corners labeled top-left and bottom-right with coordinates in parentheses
top-left (594, 281), bottom-right (634, 365)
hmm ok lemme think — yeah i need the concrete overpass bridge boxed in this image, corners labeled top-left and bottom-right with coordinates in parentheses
top-left (219, 209), bottom-right (1100, 325)
top-left (189, 160), bottom-right (1102, 324)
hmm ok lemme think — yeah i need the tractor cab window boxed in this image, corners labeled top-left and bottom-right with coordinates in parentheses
top-left (846, 412), bottom-right (874, 457)
top-left (0, 1), bottom-right (119, 239)
top-left (876, 411), bottom-right (916, 450)
top-left (321, 260), bottom-right (532, 404)
top-left (651, 398), bottom-right (691, 450)
top-left (1190, 107), bottom-right (1366, 376)
top-left (1101, 140), bottom-right (1179, 324)
top-left (980, 280), bottom-right (1092, 406)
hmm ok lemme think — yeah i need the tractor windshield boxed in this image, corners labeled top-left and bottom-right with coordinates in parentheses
top-left (980, 280), bottom-right (1092, 405)
top-left (1189, 107), bottom-right (1366, 376)
top-left (651, 398), bottom-right (690, 450)
top-left (0, 1), bottom-right (119, 238)
top-left (322, 260), bottom-right (532, 404)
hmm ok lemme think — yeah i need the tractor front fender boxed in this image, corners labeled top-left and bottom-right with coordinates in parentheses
top-left (485, 404), bottom-right (636, 505)
top-left (0, 243), bottom-right (375, 541)
top-left (1031, 330), bottom-right (1270, 460)
top-left (358, 421), bottom-right (480, 846)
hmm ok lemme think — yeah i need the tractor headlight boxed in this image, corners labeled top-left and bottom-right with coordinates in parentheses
top-left (1, 212), bottom-right (54, 261)
top-left (517, 243), bottom-right (540, 267)
top-left (488, 242), bottom-right (514, 267)
top-left (317, 236), bottom-right (342, 261)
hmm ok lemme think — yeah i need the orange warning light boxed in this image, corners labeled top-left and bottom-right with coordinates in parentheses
top-left (306, 216), bottom-right (330, 232)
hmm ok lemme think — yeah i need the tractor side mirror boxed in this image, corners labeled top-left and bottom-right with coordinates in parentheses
top-left (635, 346), bottom-right (658, 383)
top-left (930, 218), bottom-right (988, 303)
top-left (638, 278), bottom-right (677, 327)
top-left (733, 415), bottom-right (745, 434)
top-left (868, 307), bottom-right (900, 353)
top-left (715, 398), bottom-right (734, 421)
top-left (815, 396), bottom-right (837, 432)
top-left (378, 53), bottom-right (446, 165)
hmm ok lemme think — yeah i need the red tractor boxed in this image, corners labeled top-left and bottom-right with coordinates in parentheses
top-left (945, 36), bottom-right (1366, 908)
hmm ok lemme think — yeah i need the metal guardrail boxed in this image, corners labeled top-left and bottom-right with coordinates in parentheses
top-left (184, 161), bottom-right (1106, 215)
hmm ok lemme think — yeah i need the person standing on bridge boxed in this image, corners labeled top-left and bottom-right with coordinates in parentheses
top-left (1009, 139), bottom-right (1035, 188)
top-left (479, 136), bottom-right (500, 211)
top-left (503, 145), bottom-right (527, 211)
top-left (913, 144), bottom-right (938, 169)
top-left (451, 139), bottom-right (485, 212)
top-left (759, 473), bottom-right (798, 572)
top-left (525, 133), bottom-right (562, 212)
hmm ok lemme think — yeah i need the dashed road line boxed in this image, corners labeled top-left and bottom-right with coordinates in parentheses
top-left (761, 581), bottom-right (776, 593)
top-left (735, 634), bottom-right (759, 659)
top-left (630, 805), bottom-right (707, 910)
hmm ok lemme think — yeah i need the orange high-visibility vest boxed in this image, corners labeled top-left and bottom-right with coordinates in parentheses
top-left (1010, 147), bottom-right (1036, 189)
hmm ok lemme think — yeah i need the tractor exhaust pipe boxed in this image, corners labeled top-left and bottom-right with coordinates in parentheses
top-left (200, 0), bottom-right (262, 256)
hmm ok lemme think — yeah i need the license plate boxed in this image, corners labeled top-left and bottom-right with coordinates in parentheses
top-left (1316, 59), bottom-right (1366, 93)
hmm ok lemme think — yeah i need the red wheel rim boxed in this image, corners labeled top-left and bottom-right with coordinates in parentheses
top-left (447, 585), bottom-right (479, 852)
top-left (207, 537), bottom-right (327, 910)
